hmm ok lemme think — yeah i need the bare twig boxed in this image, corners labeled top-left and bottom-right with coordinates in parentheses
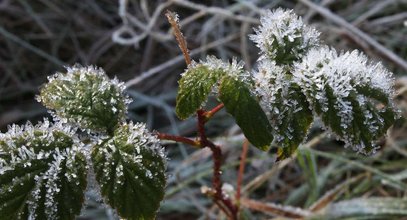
top-left (166, 10), bottom-right (192, 65)
top-left (125, 34), bottom-right (239, 87)
top-left (240, 198), bottom-right (311, 218)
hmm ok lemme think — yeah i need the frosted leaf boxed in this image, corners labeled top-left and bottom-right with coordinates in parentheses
top-left (176, 55), bottom-right (251, 119)
top-left (293, 46), bottom-right (397, 154)
top-left (91, 122), bottom-right (166, 220)
top-left (253, 60), bottom-right (313, 158)
top-left (37, 65), bottom-right (132, 134)
top-left (250, 8), bottom-right (320, 65)
top-left (0, 119), bottom-right (87, 220)
top-left (189, 55), bottom-right (248, 82)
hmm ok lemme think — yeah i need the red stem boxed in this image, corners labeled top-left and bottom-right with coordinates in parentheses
top-left (204, 103), bottom-right (225, 120)
top-left (236, 139), bottom-right (249, 204)
top-left (197, 109), bottom-right (238, 219)
top-left (156, 132), bottom-right (200, 147)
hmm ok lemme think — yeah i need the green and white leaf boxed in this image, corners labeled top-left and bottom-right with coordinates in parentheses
top-left (219, 74), bottom-right (274, 151)
top-left (294, 47), bottom-right (398, 154)
top-left (91, 122), bottom-right (166, 220)
top-left (0, 119), bottom-right (87, 220)
top-left (253, 60), bottom-right (312, 158)
top-left (38, 65), bottom-right (131, 134)
top-left (176, 64), bottom-right (223, 119)
top-left (250, 8), bottom-right (320, 65)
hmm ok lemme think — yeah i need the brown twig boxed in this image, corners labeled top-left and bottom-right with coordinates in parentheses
top-left (236, 139), bottom-right (249, 205)
top-left (156, 132), bottom-right (200, 147)
top-left (197, 109), bottom-right (238, 219)
top-left (240, 198), bottom-right (311, 218)
top-left (165, 10), bottom-right (191, 65)
top-left (165, 10), bottom-right (239, 219)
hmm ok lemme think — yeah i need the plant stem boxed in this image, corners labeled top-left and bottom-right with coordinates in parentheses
top-left (204, 103), bottom-right (224, 120)
top-left (236, 139), bottom-right (249, 206)
top-left (166, 12), bottom-right (237, 219)
top-left (165, 10), bottom-right (192, 65)
top-left (156, 132), bottom-right (200, 147)
top-left (197, 109), bottom-right (238, 219)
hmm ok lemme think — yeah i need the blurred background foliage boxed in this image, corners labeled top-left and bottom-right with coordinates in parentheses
top-left (0, 0), bottom-right (406, 219)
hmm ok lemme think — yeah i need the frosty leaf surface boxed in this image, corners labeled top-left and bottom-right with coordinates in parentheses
top-left (254, 60), bottom-right (313, 159)
top-left (91, 122), bottom-right (166, 220)
top-left (38, 65), bottom-right (131, 134)
top-left (250, 8), bottom-right (320, 65)
top-left (293, 47), bottom-right (398, 154)
top-left (175, 56), bottom-right (244, 119)
top-left (219, 75), bottom-right (273, 151)
top-left (0, 120), bottom-right (87, 220)
top-left (176, 64), bottom-right (223, 119)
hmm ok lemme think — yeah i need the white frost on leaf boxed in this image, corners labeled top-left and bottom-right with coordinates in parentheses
top-left (95, 122), bottom-right (166, 190)
top-left (293, 46), bottom-right (396, 153)
top-left (187, 55), bottom-right (249, 82)
top-left (0, 118), bottom-right (86, 219)
top-left (37, 64), bottom-right (132, 134)
top-left (250, 8), bottom-right (320, 64)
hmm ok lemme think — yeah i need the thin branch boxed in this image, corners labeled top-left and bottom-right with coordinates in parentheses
top-left (240, 198), bottom-right (311, 218)
top-left (156, 132), bottom-right (200, 147)
top-left (236, 139), bottom-right (249, 205)
top-left (125, 34), bottom-right (239, 87)
top-left (165, 10), bottom-right (192, 65)
top-left (204, 103), bottom-right (225, 120)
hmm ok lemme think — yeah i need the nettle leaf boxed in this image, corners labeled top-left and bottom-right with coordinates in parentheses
top-left (91, 122), bottom-right (166, 220)
top-left (0, 119), bottom-right (87, 220)
top-left (176, 64), bottom-right (223, 119)
top-left (250, 8), bottom-right (320, 65)
top-left (254, 60), bottom-right (313, 158)
top-left (38, 65), bottom-right (131, 134)
top-left (294, 47), bottom-right (398, 154)
top-left (219, 75), bottom-right (273, 151)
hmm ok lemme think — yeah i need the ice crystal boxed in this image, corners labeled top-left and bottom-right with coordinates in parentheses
top-left (37, 65), bottom-right (132, 134)
top-left (0, 118), bottom-right (87, 219)
top-left (250, 8), bottom-right (320, 65)
top-left (293, 46), bottom-right (397, 153)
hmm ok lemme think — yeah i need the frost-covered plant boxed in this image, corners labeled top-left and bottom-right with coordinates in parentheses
top-left (0, 8), bottom-right (399, 220)
top-left (0, 66), bottom-right (166, 220)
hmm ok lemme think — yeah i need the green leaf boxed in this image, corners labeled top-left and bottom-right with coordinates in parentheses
top-left (38, 65), bottom-right (130, 134)
top-left (176, 65), bottom-right (223, 119)
top-left (275, 84), bottom-right (313, 160)
top-left (91, 122), bottom-right (166, 220)
top-left (219, 75), bottom-right (273, 150)
top-left (0, 120), bottom-right (87, 220)
top-left (293, 47), bottom-right (398, 154)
